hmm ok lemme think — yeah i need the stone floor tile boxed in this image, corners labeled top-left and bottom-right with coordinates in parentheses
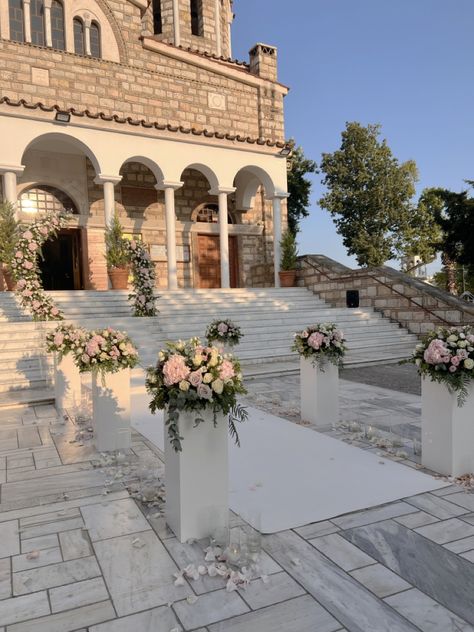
top-left (460, 550), bottom-right (474, 563)
top-left (0, 557), bottom-right (11, 599)
top-left (13, 555), bottom-right (101, 596)
top-left (385, 587), bottom-right (474, 631)
top-left (9, 463), bottom-right (92, 483)
top-left (94, 530), bottom-right (189, 616)
top-left (350, 563), bottom-right (411, 598)
top-left (89, 605), bottom-right (183, 632)
top-left (173, 588), bottom-right (249, 629)
top-left (264, 530), bottom-right (419, 631)
top-left (81, 498), bottom-right (151, 541)
top-left (415, 518), bottom-right (474, 545)
top-left (294, 520), bottom-right (340, 539)
top-left (208, 594), bottom-right (342, 632)
top-left (0, 520), bottom-right (20, 558)
top-left (20, 507), bottom-right (81, 528)
top-left (405, 493), bottom-right (468, 519)
top-left (332, 502), bottom-right (418, 530)
top-left (239, 571), bottom-right (305, 609)
top-left (431, 485), bottom-right (461, 497)
top-left (445, 492), bottom-right (474, 512)
top-left (1, 470), bottom-right (106, 504)
top-left (444, 535), bottom-right (474, 554)
top-left (59, 528), bottom-right (92, 560)
top-left (17, 427), bottom-right (42, 449)
top-left (309, 533), bottom-right (375, 571)
top-left (19, 516), bottom-right (84, 540)
top-left (21, 533), bottom-right (59, 553)
top-left (0, 590), bottom-right (50, 626)
top-left (394, 511), bottom-right (440, 529)
top-left (12, 546), bottom-right (63, 572)
top-left (342, 519), bottom-right (474, 625)
top-left (6, 455), bottom-right (34, 469)
top-left (460, 513), bottom-right (474, 526)
top-left (49, 577), bottom-right (109, 613)
top-left (7, 600), bottom-right (115, 632)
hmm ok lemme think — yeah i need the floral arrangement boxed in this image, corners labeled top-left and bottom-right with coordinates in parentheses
top-left (407, 326), bottom-right (474, 404)
top-left (123, 238), bottom-right (157, 317)
top-left (73, 327), bottom-right (139, 374)
top-left (9, 210), bottom-right (69, 321)
top-left (206, 319), bottom-right (243, 347)
top-left (146, 337), bottom-right (247, 452)
top-left (292, 322), bottom-right (346, 367)
top-left (45, 324), bottom-right (87, 360)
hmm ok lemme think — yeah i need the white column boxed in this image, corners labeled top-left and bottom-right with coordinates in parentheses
top-left (1, 166), bottom-right (24, 218)
top-left (172, 0), bottom-right (180, 46)
top-left (84, 13), bottom-right (91, 56)
top-left (23, 0), bottom-right (32, 43)
top-left (212, 187), bottom-right (235, 289)
top-left (271, 193), bottom-right (289, 288)
top-left (44, 0), bottom-right (52, 47)
top-left (157, 181), bottom-right (183, 291)
top-left (214, 0), bottom-right (222, 57)
top-left (226, 0), bottom-right (233, 57)
top-left (94, 175), bottom-right (122, 228)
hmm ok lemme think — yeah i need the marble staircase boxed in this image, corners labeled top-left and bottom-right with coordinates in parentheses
top-left (0, 288), bottom-right (418, 406)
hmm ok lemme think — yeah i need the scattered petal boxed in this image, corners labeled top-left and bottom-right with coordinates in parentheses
top-left (26, 551), bottom-right (40, 560)
top-left (291, 558), bottom-right (301, 566)
top-left (186, 595), bottom-right (199, 605)
top-left (261, 574), bottom-right (270, 584)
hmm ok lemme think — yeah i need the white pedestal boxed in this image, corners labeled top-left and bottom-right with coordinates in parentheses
top-left (165, 409), bottom-right (229, 543)
top-left (92, 369), bottom-right (131, 452)
top-left (422, 377), bottom-right (474, 476)
top-left (54, 353), bottom-right (81, 415)
top-left (300, 357), bottom-right (339, 427)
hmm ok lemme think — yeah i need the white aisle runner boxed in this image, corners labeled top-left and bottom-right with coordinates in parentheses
top-left (131, 385), bottom-right (448, 534)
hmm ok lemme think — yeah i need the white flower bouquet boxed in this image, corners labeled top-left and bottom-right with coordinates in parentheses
top-left (123, 239), bottom-right (158, 317)
top-left (206, 319), bottom-right (243, 347)
top-left (146, 337), bottom-right (247, 452)
top-left (407, 326), bottom-right (474, 404)
top-left (292, 322), bottom-right (346, 367)
top-left (73, 327), bottom-right (139, 374)
top-left (45, 324), bottom-right (87, 360)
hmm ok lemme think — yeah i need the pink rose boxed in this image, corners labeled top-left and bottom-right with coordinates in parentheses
top-left (53, 333), bottom-right (64, 346)
top-left (51, 307), bottom-right (59, 316)
top-left (32, 300), bottom-right (41, 310)
top-left (219, 359), bottom-right (235, 381)
top-left (23, 261), bottom-right (34, 270)
top-left (28, 242), bottom-right (38, 252)
top-left (15, 251), bottom-right (23, 259)
top-left (81, 354), bottom-right (90, 364)
top-left (22, 231), bottom-right (33, 239)
top-left (451, 355), bottom-right (461, 366)
top-left (217, 323), bottom-right (229, 335)
top-left (449, 365), bottom-right (457, 373)
top-left (17, 279), bottom-right (26, 288)
top-left (197, 383), bottom-right (213, 400)
top-left (308, 332), bottom-right (325, 350)
top-left (40, 226), bottom-right (49, 235)
top-left (189, 370), bottom-right (203, 387)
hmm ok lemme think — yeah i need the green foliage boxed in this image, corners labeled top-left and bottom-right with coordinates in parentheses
top-left (280, 229), bottom-right (298, 270)
top-left (287, 144), bottom-right (317, 235)
top-left (403, 188), bottom-right (444, 264)
top-left (432, 266), bottom-right (474, 295)
top-left (435, 188), bottom-right (474, 269)
top-left (319, 122), bottom-right (419, 267)
top-left (0, 202), bottom-right (20, 266)
top-left (104, 214), bottom-right (128, 269)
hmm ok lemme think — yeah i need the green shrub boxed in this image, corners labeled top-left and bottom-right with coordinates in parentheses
top-left (280, 230), bottom-right (298, 270)
top-left (105, 214), bottom-right (128, 269)
top-left (0, 202), bottom-right (20, 268)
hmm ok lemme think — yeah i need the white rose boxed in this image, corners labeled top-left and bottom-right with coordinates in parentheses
top-left (179, 380), bottom-right (190, 391)
top-left (464, 358), bottom-right (474, 370)
top-left (158, 351), bottom-right (165, 361)
top-left (415, 358), bottom-right (421, 366)
top-left (211, 379), bottom-right (224, 394)
top-left (447, 335), bottom-right (458, 342)
top-left (458, 340), bottom-right (468, 348)
top-left (203, 373), bottom-right (213, 384)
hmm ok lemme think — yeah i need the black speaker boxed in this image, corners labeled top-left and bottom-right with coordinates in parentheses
top-left (346, 290), bottom-right (359, 308)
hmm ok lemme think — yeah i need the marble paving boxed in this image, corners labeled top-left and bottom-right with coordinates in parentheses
top-left (0, 375), bottom-right (473, 631)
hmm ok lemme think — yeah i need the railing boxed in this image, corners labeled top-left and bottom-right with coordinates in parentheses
top-left (460, 291), bottom-right (474, 304)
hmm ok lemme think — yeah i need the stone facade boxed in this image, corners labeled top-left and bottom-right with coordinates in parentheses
top-left (0, 0), bottom-right (289, 291)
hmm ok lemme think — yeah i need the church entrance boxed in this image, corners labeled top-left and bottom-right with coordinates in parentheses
top-left (197, 234), bottom-right (238, 288)
top-left (39, 229), bottom-right (84, 291)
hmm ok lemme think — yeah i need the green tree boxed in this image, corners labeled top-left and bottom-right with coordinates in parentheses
top-left (0, 202), bottom-right (21, 269)
top-left (402, 187), bottom-right (444, 265)
top-left (286, 144), bottom-right (317, 235)
top-left (280, 229), bottom-right (298, 270)
top-left (104, 213), bottom-right (128, 269)
top-left (318, 122), bottom-right (419, 267)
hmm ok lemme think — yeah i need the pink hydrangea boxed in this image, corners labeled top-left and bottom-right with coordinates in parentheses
top-left (51, 307), bottom-right (59, 316)
top-left (308, 332), bottom-right (325, 350)
top-left (54, 333), bottom-right (64, 346)
top-left (219, 359), bottom-right (235, 381)
top-left (23, 261), bottom-right (34, 270)
top-left (22, 231), bottom-right (33, 240)
top-left (424, 339), bottom-right (451, 365)
top-left (28, 242), bottom-right (38, 252)
top-left (163, 354), bottom-right (190, 386)
top-left (217, 322), bottom-right (229, 335)
top-left (17, 279), bottom-right (26, 289)
top-left (40, 226), bottom-right (49, 235)
top-left (15, 251), bottom-right (23, 259)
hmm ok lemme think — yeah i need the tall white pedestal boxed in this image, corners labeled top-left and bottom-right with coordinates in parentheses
top-left (54, 353), bottom-right (81, 415)
top-left (300, 357), bottom-right (339, 427)
top-left (422, 377), bottom-right (474, 476)
top-left (92, 369), bottom-right (131, 452)
top-left (165, 409), bottom-right (229, 543)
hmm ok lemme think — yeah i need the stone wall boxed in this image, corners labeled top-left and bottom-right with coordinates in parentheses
top-left (297, 254), bottom-right (474, 335)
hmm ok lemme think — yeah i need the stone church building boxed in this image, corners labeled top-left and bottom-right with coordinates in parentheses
top-left (0, 0), bottom-right (290, 290)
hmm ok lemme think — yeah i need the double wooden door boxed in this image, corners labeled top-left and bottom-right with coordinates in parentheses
top-left (197, 234), bottom-right (238, 288)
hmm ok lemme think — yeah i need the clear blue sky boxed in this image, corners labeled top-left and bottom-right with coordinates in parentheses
top-left (232, 0), bottom-right (474, 270)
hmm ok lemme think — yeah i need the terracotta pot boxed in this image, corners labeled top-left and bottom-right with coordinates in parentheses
top-left (2, 267), bottom-right (16, 291)
top-left (279, 270), bottom-right (297, 287)
top-left (108, 267), bottom-right (129, 290)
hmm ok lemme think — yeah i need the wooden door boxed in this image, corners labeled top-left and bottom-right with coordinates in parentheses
top-left (197, 234), bottom-right (239, 288)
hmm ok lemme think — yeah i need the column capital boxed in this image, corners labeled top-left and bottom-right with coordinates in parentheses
top-left (0, 165), bottom-right (25, 176)
top-left (270, 191), bottom-right (290, 200)
top-left (94, 175), bottom-right (122, 186)
top-left (155, 181), bottom-right (184, 191)
top-left (208, 187), bottom-right (236, 196)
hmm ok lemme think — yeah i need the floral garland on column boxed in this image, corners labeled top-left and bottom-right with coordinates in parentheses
top-left (10, 210), bottom-right (69, 321)
top-left (123, 239), bottom-right (158, 317)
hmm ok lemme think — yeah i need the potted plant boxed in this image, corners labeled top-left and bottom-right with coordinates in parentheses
top-left (206, 318), bottom-right (243, 354)
top-left (105, 214), bottom-right (129, 289)
top-left (0, 202), bottom-right (20, 290)
top-left (73, 327), bottom-right (139, 452)
top-left (292, 323), bottom-right (346, 427)
top-left (279, 229), bottom-right (298, 287)
top-left (407, 326), bottom-right (474, 476)
top-left (146, 337), bottom-right (247, 542)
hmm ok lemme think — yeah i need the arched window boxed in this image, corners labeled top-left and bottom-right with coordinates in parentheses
top-left (30, 0), bottom-right (45, 46)
top-left (90, 21), bottom-right (101, 58)
top-left (152, 0), bottom-right (162, 34)
top-left (196, 204), bottom-right (233, 224)
top-left (19, 186), bottom-right (78, 215)
top-left (73, 17), bottom-right (84, 55)
top-left (9, 0), bottom-right (24, 42)
top-left (50, 0), bottom-right (65, 50)
top-left (190, 0), bottom-right (203, 36)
